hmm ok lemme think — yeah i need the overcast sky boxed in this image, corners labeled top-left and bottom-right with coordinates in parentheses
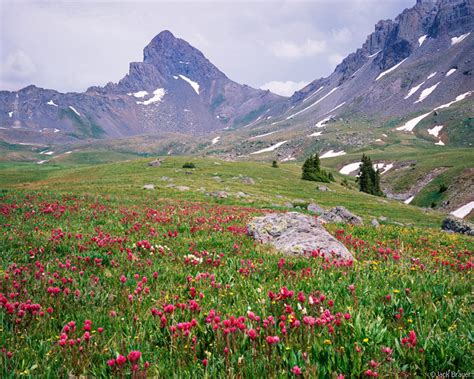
top-left (0, 0), bottom-right (414, 96)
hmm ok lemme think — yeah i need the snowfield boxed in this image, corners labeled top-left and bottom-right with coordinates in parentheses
top-left (129, 91), bottom-right (148, 98)
top-left (397, 92), bottom-right (472, 132)
top-left (250, 141), bottom-right (288, 155)
top-left (339, 162), bottom-right (361, 175)
top-left (427, 125), bottom-right (443, 137)
top-left (418, 35), bottom-right (427, 46)
top-left (136, 88), bottom-right (166, 105)
top-left (405, 81), bottom-right (425, 99)
top-left (445, 68), bottom-right (456, 77)
top-left (451, 32), bottom-right (470, 45)
top-left (315, 115), bottom-right (333, 128)
top-left (286, 88), bottom-right (338, 120)
top-left (414, 82), bottom-right (440, 103)
top-left (249, 131), bottom-right (277, 140)
top-left (376, 58), bottom-right (407, 81)
top-left (450, 201), bottom-right (474, 219)
top-left (404, 196), bottom-right (414, 204)
top-left (69, 106), bottom-right (81, 116)
top-left (320, 150), bottom-right (346, 159)
top-left (47, 100), bottom-right (58, 107)
top-left (179, 75), bottom-right (200, 95)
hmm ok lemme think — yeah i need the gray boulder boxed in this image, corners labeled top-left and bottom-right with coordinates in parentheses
top-left (247, 212), bottom-right (353, 260)
top-left (143, 184), bottom-right (155, 190)
top-left (442, 216), bottom-right (474, 236)
top-left (210, 191), bottom-right (229, 199)
top-left (317, 186), bottom-right (330, 192)
top-left (241, 176), bottom-right (256, 185)
top-left (308, 202), bottom-right (324, 214)
top-left (176, 186), bottom-right (190, 191)
top-left (371, 218), bottom-right (380, 228)
top-left (148, 159), bottom-right (163, 167)
top-left (320, 206), bottom-right (363, 225)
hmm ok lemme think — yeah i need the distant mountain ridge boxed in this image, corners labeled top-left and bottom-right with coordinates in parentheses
top-left (0, 30), bottom-right (283, 144)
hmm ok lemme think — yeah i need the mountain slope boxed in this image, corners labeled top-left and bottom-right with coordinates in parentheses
top-left (233, 0), bottom-right (473, 156)
top-left (0, 31), bottom-right (283, 145)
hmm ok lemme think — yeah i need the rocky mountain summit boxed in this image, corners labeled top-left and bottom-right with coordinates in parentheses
top-left (0, 31), bottom-right (282, 145)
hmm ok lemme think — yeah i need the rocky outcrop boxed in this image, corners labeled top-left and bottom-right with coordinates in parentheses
top-left (441, 216), bottom-right (474, 236)
top-left (247, 212), bottom-right (354, 260)
top-left (319, 206), bottom-right (363, 225)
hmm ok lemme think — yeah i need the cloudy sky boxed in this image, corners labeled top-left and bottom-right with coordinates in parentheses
top-left (0, 0), bottom-right (414, 96)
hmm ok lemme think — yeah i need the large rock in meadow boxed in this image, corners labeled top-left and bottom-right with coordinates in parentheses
top-left (320, 206), bottom-right (363, 225)
top-left (247, 212), bottom-right (353, 260)
top-left (442, 216), bottom-right (474, 236)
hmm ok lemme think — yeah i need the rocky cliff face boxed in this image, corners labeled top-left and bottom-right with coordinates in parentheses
top-left (0, 31), bottom-right (283, 145)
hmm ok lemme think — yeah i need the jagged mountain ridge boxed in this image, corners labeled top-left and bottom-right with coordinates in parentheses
top-left (261, 0), bottom-right (473, 134)
top-left (0, 31), bottom-right (283, 144)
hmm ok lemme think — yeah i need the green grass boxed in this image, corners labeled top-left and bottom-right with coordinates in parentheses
top-left (0, 156), bottom-right (447, 227)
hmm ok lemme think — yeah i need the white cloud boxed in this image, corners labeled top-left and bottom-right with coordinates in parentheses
top-left (332, 27), bottom-right (352, 43)
top-left (270, 38), bottom-right (327, 60)
top-left (328, 53), bottom-right (344, 66)
top-left (260, 80), bottom-right (309, 97)
top-left (0, 49), bottom-right (36, 80)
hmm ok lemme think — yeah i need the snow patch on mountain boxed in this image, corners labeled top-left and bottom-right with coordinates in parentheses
top-left (303, 86), bottom-right (324, 103)
top-left (404, 196), bottom-right (414, 204)
top-left (250, 140), bottom-right (287, 155)
top-left (179, 75), bottom-right (200, 95)
top-left (287, 87), bottom-right (338, 120)
top-left (427, 72), bottom-right (437, 80)
top-left (315, 115), bottom-right (333, 128)
top-left (418, 35), bottom-right (427, 46)
top-left (47, 100), bottom-right (58, 107)
top-left (320, 150), bottom-right (346, 159)
top-left (69, 106), bottom-right (81, 116)
top-left (249, 131), bottom-right (277, 140)
top-left (308, 131), bottom-right (322, 137)
top-left (450, 201), bottom-right (474, 218)
top-left (396, 112), bottom-right (432, 132)
top-left (129, 91), bottom-right (148, 98)
top-left (8, 111), bottom-right (13, 117)
top-left (376, 58), bottom-right (407, 81)
top-left (445, 68), bottom-right (456, 77)
top-left (211, 136), bottom-right (220, 145)
top-left (428, 125), bottom-right (443, 137)
top-left (339, 162), bottom-right (361, 175)
top-left (136, 88), bottom-right (166, 105)
top-left (405, 81), bottom-right (425, 99)
top-left (414, 82), bottom-right (440, 103)
top-left (451, 32), bottom-right (470, 46)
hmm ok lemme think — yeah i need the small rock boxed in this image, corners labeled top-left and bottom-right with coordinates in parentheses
top-left (308, 202), bottom-right (324, 214)
top-left (210, 191), bottom-right (229, 199)
top-left (166, 183), bottom-right (175, 188)
top-left (320, 206), bottom-right (363, 225)
top-left (176, 186), bottom-right (190, 191)
top-left (236, 192), bottom-right (250, 198)
top-left (317, 186), bottom-right (329, 192)
top-left (371, 218), bottom-right (380, 228)
top-left (160, 176), bottom-right (172, 182)
top-left (212, 176), bottom-right (223, 182)
top-left (378, 216), bottom-right (387, 222)
top-left (441, 216), bottom-right (474, 236)
top-left (241, 176), bottom-right (256, 185)
top-left (143, 184), bottom-right (154, 190)
top-left (284, 202), bottom-right (294, 208)
top-left (148, 159), bottom-right (163, 167)
top-left (247, 212), bottom-right (353, 260)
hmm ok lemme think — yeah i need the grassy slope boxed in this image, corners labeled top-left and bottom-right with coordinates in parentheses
top-left (0, 156), bottom-right (446, 227)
